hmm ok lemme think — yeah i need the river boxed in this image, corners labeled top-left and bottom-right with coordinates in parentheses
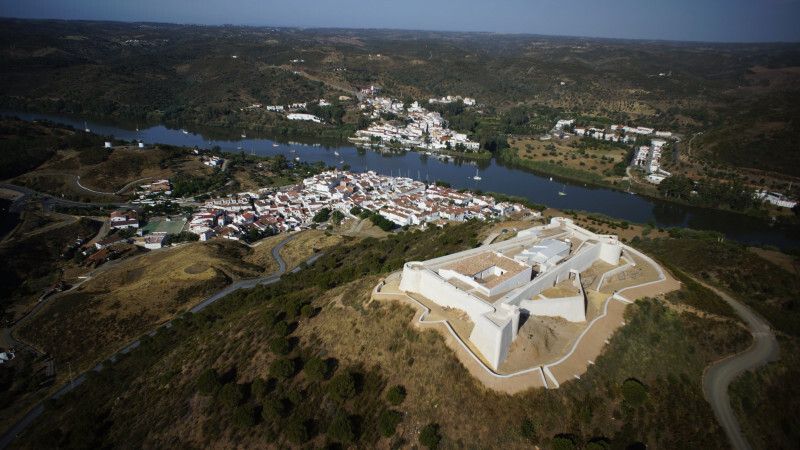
top-left (4, 110), bottom-right (798, 250)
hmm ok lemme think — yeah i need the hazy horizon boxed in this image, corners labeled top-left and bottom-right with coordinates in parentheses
top-left (1, 0), bottom-right (799, 44)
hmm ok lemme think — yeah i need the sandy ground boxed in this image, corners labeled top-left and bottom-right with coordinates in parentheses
top-left (546, 297), bottom-right (628, 386)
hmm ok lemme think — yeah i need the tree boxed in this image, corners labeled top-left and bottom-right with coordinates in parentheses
top-left (328, 371), bottom-right (356, 401)
top-left (285, 414), bottom-right (309, 444)
top-left (313, 207), bottom-right (331, 223)
top-left (419, 423), bottom-right (442, 449)
top-left (269, 337), bottom-right (291, 355)
top-left (262, 395), bottom-right (290, 420)
top-left (386, 385), bottom-right (406, 405)
top-left (217, 383), bottom-right (244, 409)
top-left (657, 174), bottom-right (693, 200)
top-left (251, 377), bottom-right (268, 400)
top-left (233, 404), bottom-right (256, 428)
top-left (621, 378), bottom-right (647, 406)
top-left (303, 356), bottom-right (327, 382)
top-left (377, 409), bottom-right (403, 437)
top-left (326, 410), bottom-right (355, 444)
top-left (331, 210), bottom-right (345, 225)
top-left (272, 321), bottom-right (290, 337)
top-left (197, 368), bottom-right (221, 394)
top-left (269, 358), bottom-right (295, 380)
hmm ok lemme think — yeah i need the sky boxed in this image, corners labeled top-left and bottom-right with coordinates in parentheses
top-left (1, 0), bottom-right (799, 43)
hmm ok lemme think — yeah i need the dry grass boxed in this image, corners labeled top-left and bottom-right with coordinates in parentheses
top-left (508, 136), bottom-right (628, 179)
top-left (13, 146), bottom-right (210, 198)
top-left (241, 234), bottom-right (288, 274)
top-left (18, 240), bottom-right (263, 372)
top-left (279, 229), bottom-right (345, 270)
top-left (748, 247), bottom-right (799, 275)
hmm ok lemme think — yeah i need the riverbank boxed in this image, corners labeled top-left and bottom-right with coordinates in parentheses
top-left (496, 147), bottom-right (791, 225)
top-left (3, 109), bottom-right (799, 250)
top-left (348, 138), bottom-right (493, 162)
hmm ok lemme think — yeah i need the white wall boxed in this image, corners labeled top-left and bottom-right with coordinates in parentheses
top-left (520, 295), bottom-right (585, 322)
top-left (400, 263), bottom-right (494, 322)
top-left (439, 265), bottom-right (532, 297)
top-left (499, 241), bottom-right (620, 308)
top-left (469, 313), bottom-right (514, 369)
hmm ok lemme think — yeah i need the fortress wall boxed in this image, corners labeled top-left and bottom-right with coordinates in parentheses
top-left (469, 314), bottom-right (514, 370)
top-left (501, 242), bottom-right (603, 306)
top-left (520, 295), bottom-right (586, 322)
top-left (400, 263), bottom-right (494, 322)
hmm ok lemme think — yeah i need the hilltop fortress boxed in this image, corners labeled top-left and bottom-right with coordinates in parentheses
top-left (399, 217), bottom-right (622, 369)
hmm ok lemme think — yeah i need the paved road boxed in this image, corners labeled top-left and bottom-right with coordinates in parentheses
top-left (0, 232), bottom-right (308, 449)
top-left (699, 278), bottom-right (779, 450)
top-left (0, 183), bottom-right (131, 213)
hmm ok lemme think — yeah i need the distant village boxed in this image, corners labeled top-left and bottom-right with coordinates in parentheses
top-left (84, 171), bottom-right (531, 266)
top-left (186, 170), bottom-right (528, 239)
top-left (240, 83), bottom-right (481, 154)
top-left (349, 91), bottom-right (480, 152)
top-left (548, 118), bottom-right (677, 185)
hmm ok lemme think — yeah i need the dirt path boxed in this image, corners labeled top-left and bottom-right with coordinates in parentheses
top-left (697, 277), bottom-right (779, 450)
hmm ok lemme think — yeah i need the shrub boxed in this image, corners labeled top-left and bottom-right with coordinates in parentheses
top-left (272, 321), bottom-right (290, 337)
top-left (519, 417), bottom-right (537, 441)
top-left (328, 371), bottom-right (356, 401)
top-left (326, 410), bottom-right (355, 444)
top-left (262, 395), bottom-right (289, 420)
top-left (285, 414), bottom-right (309, 444)
top-left (264, 309), bottom-right (281, 327)
top-left (197, 368), bottom-right (221, 395)
top-left (622, 378), bottom-right (647, 406)
top-left (378, 409), bottom-right (403, 437)
top-left (269, 337), bottom-right (291, 355)
top-left (303, 356), bottom-right (327, 382)
top-left (419, 423), bottom-right (442, 449)
top-left (386, 385), bottom-right (406, 405)
top-left (218, 383), bottom-right (244, 409)
top-left (552, 434), bottom-right (578, 450)
top-left (270, 358), bottom-right (295, 380)
top-left (300, 304), bottom-right (315, 318)
top-left (586, 437), bottom-right (611, 450)
top-left (233, 404), bottom-right (256, 428)
top-left (251, 377), bottom-right (268, 400)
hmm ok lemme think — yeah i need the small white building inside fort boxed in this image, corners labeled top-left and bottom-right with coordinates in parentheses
top-left (399, 217), bottom-right (623, 370)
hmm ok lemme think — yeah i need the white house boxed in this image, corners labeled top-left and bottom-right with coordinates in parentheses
top-left (287, 113), bottom-right (322, 123)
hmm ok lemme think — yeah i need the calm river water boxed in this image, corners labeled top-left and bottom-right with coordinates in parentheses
top-left (4, 111), bottom-right (798, 250)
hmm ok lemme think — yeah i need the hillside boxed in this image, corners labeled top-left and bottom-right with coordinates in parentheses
top-left (2, 20), bottom-right (800, 181)
top-left (13, 222), bottom-right (787, 449)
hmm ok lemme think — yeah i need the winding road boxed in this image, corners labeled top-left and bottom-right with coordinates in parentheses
top-left (0, 232), bottom-right (308, 449)
top-left (0, 183), bottom-right (131, 213)
top-left (699, 277), bottom-right (779, 450)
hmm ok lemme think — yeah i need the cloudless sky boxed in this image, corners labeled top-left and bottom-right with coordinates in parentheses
top-left (1, 0), bottom-right (799, 43)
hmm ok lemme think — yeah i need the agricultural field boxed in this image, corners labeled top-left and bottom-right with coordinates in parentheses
top-left (506, 136), bottom-right (631, 187)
